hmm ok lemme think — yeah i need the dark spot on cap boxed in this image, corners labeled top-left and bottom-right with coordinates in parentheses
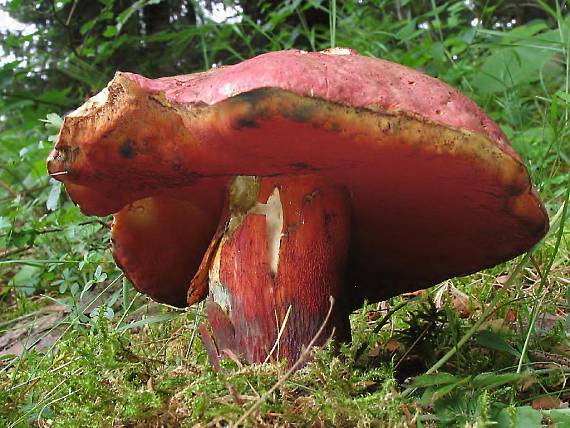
top-left (329, 122), bottom-right (342, 132)
top-left (290, 162), bottom-right (319, 172)
top-left (281, 104), bottom-right (318, 123)
top-left (506, 182), bottom-right (525, 197)
top-left (235, 117), bottom-right (260, 129)
top-left (119, 140), bottom-right (136, 159)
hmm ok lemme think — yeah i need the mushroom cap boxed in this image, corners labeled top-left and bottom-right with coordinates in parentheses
top-left (48, 49), bottom-right (548, 306)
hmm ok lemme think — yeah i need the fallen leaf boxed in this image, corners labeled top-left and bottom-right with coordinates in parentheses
top-left (367, 310), bottom-right (381, 321)
top-left (532, 396), bottom-right (562, 410)
top-left (505, 309), bottom-right (517, 324)
top-left (495, 274), bottom-right (511, 288)
top-left (434, 281), bottom-right (479, 318)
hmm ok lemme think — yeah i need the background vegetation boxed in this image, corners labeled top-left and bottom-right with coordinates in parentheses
top-left (0, 0), bottom-right (568, 426)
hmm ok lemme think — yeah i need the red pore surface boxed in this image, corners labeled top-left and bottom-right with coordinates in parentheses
top-left (112, 196), bottom-right (218, 306)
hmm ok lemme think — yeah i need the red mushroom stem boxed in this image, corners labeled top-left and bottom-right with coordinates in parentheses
top-left (205, 175), bottom-right (352, 364)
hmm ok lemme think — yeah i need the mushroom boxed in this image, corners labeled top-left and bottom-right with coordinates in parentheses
top-left (47, 48), bottom-right (548, 364)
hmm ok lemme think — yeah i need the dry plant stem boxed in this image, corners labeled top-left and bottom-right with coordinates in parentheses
top-left (185, 301), bottom-right (204, 359)
top-left (0, 178), bottom-right (18, 196)
top-left (264, 305), bottom-right (293, 364)
top-left (0, 247), bottom-right (32, 259)
top-left (206, 175), bottom-right (352, 364)
top-left (354, 301), bottom-right (409, 362)
top-left (395, 321), bottom-right (434, 370)
top-left (232, 296), bottom-right (335, 428)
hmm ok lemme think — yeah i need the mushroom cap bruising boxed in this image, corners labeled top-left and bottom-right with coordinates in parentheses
top-left (47, 49), bottom-right (549, 307)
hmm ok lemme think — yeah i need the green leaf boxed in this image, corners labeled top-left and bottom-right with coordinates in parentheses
top-left (496, 406), bottom-right (542, 428)
top-left (475, 330), bottom-right (520, 357)
top-left (103, 25), bottom-right (118, 38)
top-left (430, 380), bottom-right (464, 402)
top-left (471, 26), bottom-right (562, 94)
top-left (80, 20), bottom-right (96, 35)
top-left (556, 91), bottom-right (570, 105)
top-left (471, 372), bottom-right (529, 388)
top-left (412, 372), bottom-right (459, 387)
top-left (430, 41), bottom-right (445, 63)
top-left (419, 376), bottom-right (471, 405)
top-left (43, 112), bottom-right (63, 129)
top-left (396, 19), bottom-right (419, 42)
top-left (11, 265), bottom-right (41, 295)
top-left (461, 27), bottom-right (476, 44)
top-left (117, 313), bottom-right (181, 332)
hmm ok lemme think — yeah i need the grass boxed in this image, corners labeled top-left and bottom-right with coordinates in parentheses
top-left (0, 226), bottom-right (568, 426)
top-left (1, 1), bottom-right (569, 426)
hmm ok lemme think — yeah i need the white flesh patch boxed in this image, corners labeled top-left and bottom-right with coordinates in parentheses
top-left (264, 188), bottom-right (284, 277)
top-left (213, 177), bottom-right (284, 301)
top-left (251, 188), bottom-right (284, 277)
top-left (208, 186), bottom-right (283, 310)
top-left (68, 85), bottom-right (110, 118)
top-left (209, 236), bottom-right (232, 312)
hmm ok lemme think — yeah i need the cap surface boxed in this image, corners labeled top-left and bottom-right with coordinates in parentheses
top-left (48, 49), bottom-right (549, 306)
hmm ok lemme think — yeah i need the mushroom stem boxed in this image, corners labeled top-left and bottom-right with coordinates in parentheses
top-left (205, 175), bottom-right (352, 364)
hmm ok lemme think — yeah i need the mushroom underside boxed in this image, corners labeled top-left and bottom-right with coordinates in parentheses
top-left (111, 161), bottom-right (543, 364)
top-left (50, 84), bottom-right (547, 365)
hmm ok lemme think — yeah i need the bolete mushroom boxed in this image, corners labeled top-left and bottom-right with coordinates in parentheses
top-left (47, 48), bottom-right (548, 364)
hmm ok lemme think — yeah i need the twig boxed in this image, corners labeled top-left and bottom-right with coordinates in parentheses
top-left (395, 322), bottom-right (434, 370)
top-left (47, 0), bottom-right (83, 60)
top-left (0, 220), bottom-right (110, 240)
top-left (232, 296), bottom-right (335, 427)
top-left (0, 179), bottom-right (18, 197)
top-left (65, 0), bottom-right (78, 26)
top-left (0, 184), bottom-right (50, 204)
top-left (0, 92), bottom-right (70, 109)
top-left (0, 246), bottom-right (32, 259)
